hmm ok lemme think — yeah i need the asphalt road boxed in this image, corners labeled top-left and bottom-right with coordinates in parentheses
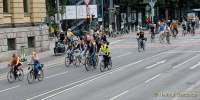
top-left (1, 33), bottom-right (200, 100)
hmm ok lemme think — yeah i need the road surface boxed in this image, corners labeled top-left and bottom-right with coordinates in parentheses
top-left (0, 33), bottom-right (200, 100)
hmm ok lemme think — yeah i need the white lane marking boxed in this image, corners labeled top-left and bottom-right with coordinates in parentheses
top-left (46, 71), bottom-right (68, 79)
top-left (110, 40), bottom-right (123, 45)
top-left (109, 90), bottom-right (129, 100)
top-left (172, 55), bottom-right (200, 69)
top-left (165, 50), bottom-right (200, 54)
top-left (26, 66), bottom-right (119, 100)
top-left (190, 62), bottom-right (200, 70)
top-left (145, 74), bottom-right (161, 83)
top-left (145, 60), bottom-right (166, 69)
top-left (0, 85), bottom-right (20, 93)
top-left (115, 52), bottom-right (132, 58)
top-left (27, 52), bottom-right (165, 100)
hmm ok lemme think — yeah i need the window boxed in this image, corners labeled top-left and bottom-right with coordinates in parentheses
top-left (3, 0), bottom-right (8, 13)
top-left (23, 0), bottom-right (28, 14)
top-left (7, 38), bottom-right (16, 50)
top-left (28, 37), bottom-right (35, 48)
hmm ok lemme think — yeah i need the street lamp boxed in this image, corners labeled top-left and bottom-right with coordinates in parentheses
top-left (114, 5), bottom-right (120, 32)
top-left (148, 0), bottom-right (157, 23)
top-left (109, 0), bottom-right (113, 26)
top-left (56, 0), bottom-right (62, 32)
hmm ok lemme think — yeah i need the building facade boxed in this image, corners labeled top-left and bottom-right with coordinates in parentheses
top-left (0, 0), bottom-right (49, 61)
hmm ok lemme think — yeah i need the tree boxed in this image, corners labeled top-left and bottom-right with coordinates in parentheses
top-left (46, 0), bottom-right (57, 17)
top-left (59, 0), bottom-right (69, 20)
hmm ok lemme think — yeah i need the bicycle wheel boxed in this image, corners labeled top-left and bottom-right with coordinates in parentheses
top-left (100, 61), bottom-right (105, 72)
top-left (95, 55), bottom-right (99, 66)
top-left (27, 71), bottom-right (34, 84)
top-left (65, 56), bottom-right (70, 67)
top-left (38, 69), bottom-right (44, 81)
top-left (108, 58), bottom-right (112, 70)
top-left (85, 58), bottom-right (91, 71)
top-left (81, 55), bottom-right (86, 65)
top-left (17, 69), bottom-right (24, 81)
top-left (7, 71), bottom-right (15, 83)
top-left (138, 42), bottom-right (142, 52)
top-left (75, 56), bottom-right (81, 67)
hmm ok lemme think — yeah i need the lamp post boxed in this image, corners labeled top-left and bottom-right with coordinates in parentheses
top-left (101, 0), bottom-right (104, 27)
top-left (109, 0), bottom-right (113, 26)
top-left (149, 0), bottom-right (157, 23)
top-left (114, 5), bottom-right (119, 32)
top-left (56, 0), bottom-right (62, 32)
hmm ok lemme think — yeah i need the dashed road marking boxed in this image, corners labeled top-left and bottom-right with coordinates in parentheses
top-left (109, 90), bottom-right (129, 100)
top-left (145, 74), bottom-right (161, 83)
top-left (0, 85), bottom-right (20, 93)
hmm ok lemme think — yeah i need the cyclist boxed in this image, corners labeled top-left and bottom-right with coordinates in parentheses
top-left (170, 20), bottom-right (178, 38)
top-left (149, 24), bottom-right (156, 41)
top-left (30, 52), bottom-right (41, 77)
top-left (191, 19), bottom-right (196, 35)
top-left (9, 53), bottom-right (22, 79)
top-left (182, 20), bottom-right (187, 36)
top-left (67, 28), bottom-right (74, 45)
top-left (101, 34), bottom-right (108, 44)
top-left (99, 41), bottom-right (110, 68)
top-left (84, 41), bottom-right (97, 67)
top-left (59, 31), bottom-right (65, 43)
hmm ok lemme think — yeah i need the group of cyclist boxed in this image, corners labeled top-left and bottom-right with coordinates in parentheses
top-left (7, 27), bottom-right (111, 82)
top-left (8, 51), bottom-right (41, 80)
top-left (65, 28), bottom-right (111, 68)
top-left (147, 17), bottom-right (198, 44)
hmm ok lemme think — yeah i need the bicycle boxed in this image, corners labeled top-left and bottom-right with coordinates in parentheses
top-left (166, 31), bottom-right (171, 44)
top-left (84, 53), bottom-right (98, 71)
top-left (150, 32), bottom-right (156, 43)
top-left (99, 55), bottom-right (112, 72)
top-left (137, 38), bottom-right (146, 52)
top-left (191, 27), bottom-right (195, 36)
top-left (7, 65), bottom-right (24, 83)
top-left (65, 50), bottom-right (81, 67)
top-left (27, 64), bottom-right (44, 84)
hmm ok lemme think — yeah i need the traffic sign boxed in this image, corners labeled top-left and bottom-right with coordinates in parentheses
top-left (84, 0), bottom-right (90, 5)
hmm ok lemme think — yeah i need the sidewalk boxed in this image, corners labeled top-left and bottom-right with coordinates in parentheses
top-left (0, 38), bottom-right (56, 70)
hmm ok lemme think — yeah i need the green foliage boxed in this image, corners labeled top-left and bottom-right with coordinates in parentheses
top-left (46, 0), bottom-right (69, 18)
top-left (46, 0), bottom-right (57, 16)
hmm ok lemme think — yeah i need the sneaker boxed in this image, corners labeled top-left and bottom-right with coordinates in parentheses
top-left (38, 71), bottom-right (41, 75)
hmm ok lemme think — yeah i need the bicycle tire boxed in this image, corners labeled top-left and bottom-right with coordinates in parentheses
top-left (85, 58), bottom-right (91, 71)
top-left (65, 56), bottom-right (70, 67)
top-left (100, 61), bottom-right (105, 72)
top-left (7, 71), bottom-right (14, 83)
top-left (38, 69), bottom-right (44, 81)
top-left (27, 71), bottom-right (34, 84)
top-left (17, 69), bottom-right (24, 81)
top-left (108, 59), bottom-right (112, 70)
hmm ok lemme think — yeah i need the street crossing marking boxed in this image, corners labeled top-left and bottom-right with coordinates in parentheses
top-left (109, 90), bottom-right (129, 100)
top-left (172, 55), bottom-right (200, 69)
top-left (145, 74), bottom-right (161, 83)
top-left (190, 62), bottom-right (200, 70)
top-left (145, 60), bottom-right (166, 69)
top-left (0, 85), bottom-right (20, 93)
